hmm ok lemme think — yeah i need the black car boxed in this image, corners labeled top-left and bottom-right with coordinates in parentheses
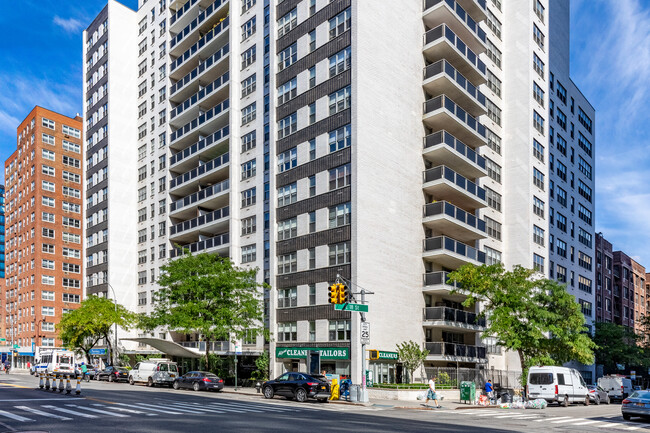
top-left (96, 366), bottom-right (129, 383)
top-left (262, 372), bottom-right (330, 402)
top-left (173, 371), bottom-right (224, 392)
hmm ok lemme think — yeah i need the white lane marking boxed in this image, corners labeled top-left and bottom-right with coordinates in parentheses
top-left (166, 403), bottom-right (226, 413)
top-left (597, 422), bottom-right (632, 429)
top-left (0, 410), bottom-right (32, 422)
top-left (206, 402), bottom-right (263, 413)
top-left (0, 398), bottom-right (85, 402)
top-left (624, 426), bottom-right (640, 431)
top-left (534, 416), bottom-right (570, 422)
top-left (571, 420), bottom-right (602, 425)
top-left (494, 414), bottom-right (534, 419)
top-left (15, 406), bottom-right (72, 421)
top-left (41, 405), bottom-right (97, 419)
top-left (92, 404), bottom-right (158, 417)
top-left (115, 402), bottom-right (184, 415)
top-left (65, 405), bottom-right (130, 417)
top-left (478, 411), bottom-right (510, 417)
top-left (127, 402), bottom-right (200, 414)
top-left (206, 401), bottom-right (295, 412)
top-left (552, 417), bottom-right (584, 424)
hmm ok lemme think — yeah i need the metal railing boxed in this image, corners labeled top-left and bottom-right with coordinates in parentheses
top-left (424, 24), bottom-right (486, 76)
top-left (423, 60), bottom-right (485, 107)
top-left (170, 179), bottom-right (229, 212)
top-left (171, 16), bottom-right (229, 72)
top-left (171, 0), bottom-right (227, 49)
top-left (423, 307), bottom-right (486, 327)
top-left (170, 125), bottom-right (229, 166)
top-left (425, 342), bottom-right (487, 359)
top-left (423, 235), bottom-right (486, 263)
top-left (424, 0), bottom-right (486, 43)
top-left (170, 206), bottom-right (229, 236)
top-left (170, 152), bottom-right (229, 190)
top-left (171, 233), bottom-right (230, 258)
top-left (423, 130), bottom-right (485, 170)
top-left (423, 201), bottom-right (486, 233)
top-left (419, 367), bottom-right (521, 389)
top-left (423, 165), bottom-right (486, 201)
top-left (170, 99), bottom-right (230, 144)
top-left (171, 72), bottom-right (229, 119)
top-left (171, 0), bottom-right (199, 26)
top-left (423, 271), bottom-right (459, 288)
top-left (171, 44), bottom-right (229, 96)
top-left (423, 95), bottom-right (486, 138)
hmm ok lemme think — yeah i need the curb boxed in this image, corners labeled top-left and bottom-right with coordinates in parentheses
top-left (219, 388), bottom-right (376, 406)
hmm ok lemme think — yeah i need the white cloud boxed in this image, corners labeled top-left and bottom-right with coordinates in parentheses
top-left (0, 110), bottom-right (20, 135)
top-left (53, 15), bottom-right (83, 34)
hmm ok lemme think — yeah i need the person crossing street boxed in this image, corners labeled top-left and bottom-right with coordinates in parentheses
top-left (423, 375), bottom-right (441, 408)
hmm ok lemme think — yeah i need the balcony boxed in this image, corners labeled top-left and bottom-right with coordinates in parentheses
top-left (423, 0), bottom-right (486, 54)
top-left (170, 99), bottom-right (229, 150)
top-left (170, 0), bottom-right (200, 33)
top-left (425, 342), bottom-right (487, 362)
top-left (423, 131), bottom-right (486, 179)
top-left (423, 165), bottom-right (486, 211)
top-left (170, 232), bottom-right (230, 258)
top-left (423, 235), bottom-right (486, 268)
top-left (170, 44), bottom-right (229, 102)
top-left (170, 206), bottom-right (229, 242)
top-left (170, 179), bottom-right (229, 220)
top-left (170, 16), bottom-right (230, 80)
top-left (423, 307), bottom-right (486, 330)
top-left (423, 95), bottom-right (486, 146)
top-left (170, 71), bottom-right (229, 127)
top-left (423, 24), bottom-right (486, 84)
top-left (170, 125), bottom-right (229, 172)
top-left (170, 0), bottom-right (229, 57)
top-left (423, 201), bottom-right (486, 243)
top-left (423, 60), bottom-right (486, 117)
top-left (170, 152), bottom-right (229, 196)
top-left (423, 271), bottom-right (466, 298)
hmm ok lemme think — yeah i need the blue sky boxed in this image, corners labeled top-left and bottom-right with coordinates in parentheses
top-left (0, 0), bottom-right (648, 267)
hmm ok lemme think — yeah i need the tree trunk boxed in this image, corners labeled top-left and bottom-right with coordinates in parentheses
top-left (205, 338), bottom-right (211, 372)
top-left (518, 350), bottom-right (527, 388)
top-left (105, 333), bottom-right (113, 365)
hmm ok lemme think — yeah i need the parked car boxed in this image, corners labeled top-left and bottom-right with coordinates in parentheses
top-left (129, 360), bottom-right (179, 387)
top-left (262, 372), bottom-right (331, 402)
top-left (598, 375), bottom-right (634, 401)
top-left (172, 371), bottom-right (224, 392)
top-left (587, 384), bottom-right (610, 405)
top-left (622, 390), bottom-right (650, 420)
top-left (96, 366), bottom-right (129, 383)
top-left (527, 366), bottom-right (589, 406)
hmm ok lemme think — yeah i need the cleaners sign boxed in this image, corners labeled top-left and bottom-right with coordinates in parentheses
top-left (275, 347), bottom-right (349, 360)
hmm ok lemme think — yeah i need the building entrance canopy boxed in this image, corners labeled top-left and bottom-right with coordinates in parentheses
top-left (122, 338), bottom-right (202, 358)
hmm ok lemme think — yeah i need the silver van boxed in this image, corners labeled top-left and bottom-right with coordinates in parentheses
top-left (129, 359), bottom-right (178, 387)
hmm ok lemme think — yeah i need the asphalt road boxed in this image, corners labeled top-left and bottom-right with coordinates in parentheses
top-left (0, 374), bottom-right (647, 433)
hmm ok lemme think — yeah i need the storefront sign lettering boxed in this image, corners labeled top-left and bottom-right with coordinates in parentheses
top-left (275, 347), bottom-right (349, 360)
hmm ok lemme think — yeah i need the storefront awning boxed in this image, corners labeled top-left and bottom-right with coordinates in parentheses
top-left (121, 338), bottom-right (202, 358)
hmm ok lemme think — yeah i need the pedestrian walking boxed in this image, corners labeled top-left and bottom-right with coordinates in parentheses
top-left (81, 362), bottom-right (89, 382)
top-left (423, 376), bottom-right (441, 408)
top-left (4, 359), bottom-right (10, 374)
top-left (485, 379), bottom-right (494, 402)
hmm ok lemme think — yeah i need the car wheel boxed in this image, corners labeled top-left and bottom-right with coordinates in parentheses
top-left (146, 377), bottom-right (154, 387)
top-left (295, 388), bottom-right (307, 403)
top-left (193, 382), bottom-right (200, 392)
top-left (129, 376), bottom-right (134, 385)
top-left (562, 395), bottom-right (569, 407)
top-left (173, 381), bottom-right (179, 390)
top-left (606, 396), bottom-right (611, 405)
top-left (594, 395), bottom-right (600, 405)
top-left (623, 414), bottom-right (631, 421)
top-left (584, 396), bottom-right (590, 406)
top-left (109, 375), bottom-right (114, 383)
top-left (263, 386), bottom-right (274, 399)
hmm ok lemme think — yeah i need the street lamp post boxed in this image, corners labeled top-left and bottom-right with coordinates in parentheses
top-left (103, 281), bottom-right (119, 366)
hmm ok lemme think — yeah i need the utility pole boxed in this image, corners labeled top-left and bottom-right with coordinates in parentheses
top-left (10, 316), bottom-right (14, 369)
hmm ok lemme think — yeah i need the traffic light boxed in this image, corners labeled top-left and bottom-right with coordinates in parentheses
top-left (338, 284), bottom-right (349, 304)
top-left (368, 350), bottom-right (379, 360)
top-left (328, 284), bottom-right (339, 304)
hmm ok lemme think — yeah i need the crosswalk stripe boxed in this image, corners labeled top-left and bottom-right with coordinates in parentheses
top-left (534, 416), bottom-right (570, 422)
top-left (206, 402), bottom-right (294, 412)
top-left (66, 405), bottom-right (130, 417)
top-left (91, 404), bottom-right (156, 416)
top-left (624, 426), bottom-right (641, 431)
top-left (494, 414), bottom-right (533, 419)
top-left (571, 420), bottom-right (603, 425)
top-left (206, 402), bottom-right (264, 412)
top-left (167, 403), bottom-right (226, 413)
top-left (15, 406), bottom-right (72, 421)
top-left (552, 417), bottom-right (584, 424)
top-left (115, 403), bottom-right (184, 415)
top-left (597, 422), bottom-right (629, 429)
top-left (128, 402), bottom-right (203, 414)
top-left (0, 409), bottom-right (33, 422)
top-left (478, 411), bottom-right (506, 417)
top-left (42, 405), bottom-right (97, 419)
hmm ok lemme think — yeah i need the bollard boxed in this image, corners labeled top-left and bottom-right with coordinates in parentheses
top-left (51, 375), bottom-right (58, 392)
top-left (39, 373), bottom-right (44, 389)
top-left (75, 377), bottom-right (82, 395)
top-left (45, 374), bottom-right (51, 390)
top-left (65, 377), bottom-right (72, 394)
top-left (58, 375), bottom-right (65, 393)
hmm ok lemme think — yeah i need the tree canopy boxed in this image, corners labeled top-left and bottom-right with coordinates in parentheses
top-left (57, 295), bottom-right (137, 364)
top-left (396, 340), bottom-right (429, 383)
top-left (143, 252), bottom-right (267, 370)
top-left (593, 321), bottom-right (646, 374)
top-left (447, 263), bottom-right (596, 383)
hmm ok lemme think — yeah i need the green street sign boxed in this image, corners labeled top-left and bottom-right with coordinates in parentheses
top-left (334, 303), bottom-right (368, 312)
top-left (13, 344), bottom-right (20, 349)
top-left (0, 338), bottom-right (6, 342)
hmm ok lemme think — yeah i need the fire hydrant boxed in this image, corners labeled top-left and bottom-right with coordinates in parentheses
top-left (255, 381), bottom-right (262, 393)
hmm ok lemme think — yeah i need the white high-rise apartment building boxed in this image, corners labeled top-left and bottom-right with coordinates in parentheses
top-left (83, 0), bottom-right (595, 381)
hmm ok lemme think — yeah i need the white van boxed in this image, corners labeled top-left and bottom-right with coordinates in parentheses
top-left (527, 366), bottom-right (589, 406)
top-left (129, 359), bottom-right (178, 387)
top-left (597, 375), bottom-right (633, 401)
top-left (39, 350), bottom-right (76, 376)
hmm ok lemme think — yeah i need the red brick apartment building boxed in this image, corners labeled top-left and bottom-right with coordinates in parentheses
top-left (3, 107), bottom-right (83, 367)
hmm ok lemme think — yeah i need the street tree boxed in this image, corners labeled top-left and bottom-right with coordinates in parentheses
top-left (396, 340), bottom-right (429, 383)
top-left (57, 296), bottom-right (137, 363)
top-left (593, 321), bottom-right (644, 374)
top-left (447, 263), bottom-right (596, 383)
top-left (144, 252), bottom-right (267, 371)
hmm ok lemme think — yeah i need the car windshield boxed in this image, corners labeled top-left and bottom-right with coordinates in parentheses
top-left (529, 373), bottom-right (553, 385)
top-left (116, 367), bottom-right (128, 372)
top-left (630, 391), bottom-right (650, 399)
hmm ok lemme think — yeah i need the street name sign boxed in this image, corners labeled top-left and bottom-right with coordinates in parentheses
top-left (334, 303), bottom-right (368, 312)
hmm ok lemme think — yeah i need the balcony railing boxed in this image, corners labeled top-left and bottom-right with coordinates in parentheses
top-left (170, 179), bottom-right (229, 212)
top-left (171, 72), bottom-right (230, 119)
top-left (171, 0), bottom-right (199, 26)
top-left (170, 99), bottom-right (230, 144)
top-left (171, 44), bottom-right (230, 96)
top-left (423, 60), bottom-right (485, 107)
top-left (171, 233), bottom-right (230, 258)
top-left (423, 271), bottom-right (459, 288)
top-left (423, 235), bottom-right (486, 263)
top-left (178, 340), bottom-right (229, 352)
top-left (423, 165), bottom-right (486, 201)
top-left (425, 342), bottom-right (487, 359)
top-left (170, 152), bottom-right (229, 189)
top-left (423, 307), bottom-right (486, 327)
top-left (423, 201), bottom-right (486, 232)
top-left (170, 125), bottom-right (229, 166)
top-left (424, 131), bottom-right (485, 169)
top-left (424, 95), bottom-right (486, 137)
top-left (424, 0), bottom-right (486, 43)
top-left (424, 24), bottom-right (486, 75)
top-left (171, 0), bottom-right (227, 49)
top-left (171, 16), bottom-right (229, 72)
top-left (170, 206), bottom-right (229, 236)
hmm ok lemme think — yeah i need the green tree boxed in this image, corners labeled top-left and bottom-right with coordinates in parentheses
top-left (447, 264), bottom-right (596, 384)
top-left (252, 351), bottom-right (270, 381)
top-left (593, 322), bottom-right (644, 374)
top-left (144, 252), bottom-right (267, 371)
top-left (396, 340), bottom-right (429, 383)
top-left (57, 296), bottom-right (137, 364)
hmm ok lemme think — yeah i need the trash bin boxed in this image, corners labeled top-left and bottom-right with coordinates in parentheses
top-left (349, 384), bottom-right (359, 402)
top-left (460, 381), bottom-right (476, 403)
